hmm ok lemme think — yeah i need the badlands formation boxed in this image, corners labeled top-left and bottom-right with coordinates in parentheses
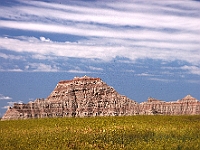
top-left (1, 76), bottom-right (200, 120)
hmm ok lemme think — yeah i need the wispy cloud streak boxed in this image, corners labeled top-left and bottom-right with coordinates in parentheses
top-left (0, 36), bottom-right (199, 65)
top-left (0, 0), bottom-right (200, 71)
top-left (0, 94), bottom-right (12, 100)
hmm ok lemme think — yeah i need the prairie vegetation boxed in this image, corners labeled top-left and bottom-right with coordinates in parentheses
top-left (1, 115), bottom-right (200, 150)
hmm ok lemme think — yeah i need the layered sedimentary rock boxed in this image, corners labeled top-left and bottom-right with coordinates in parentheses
top-left (139, 95), bottom-right (200, 115)
top-left (1, 76), bottom-right (138, 120)
top-left (1, 76), bottom-right (200, 121)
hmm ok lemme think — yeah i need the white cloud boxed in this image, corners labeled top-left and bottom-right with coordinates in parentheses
top-left (135, 73), bottom-right (155, 77)
top-left (149, 77), bottom-right (175, 83)
top-left (184, 79), bottom-right (200, 84)
top-left (8, 69), bottom-right (23, 72)
top-left (0, 94), bottom-right (12, 100)
top-left (0, 64), bottom-right (23, 72)
top-left (0, 36), bottom-right (200, 65)
top-left (0, 68), bottom-right (23, 72)
top-left (0, 20), bottom-right (199, 43)
top-left (181, 65), bottom-right (200, 76)
top-left (5, 0), bottom-right (199, 32)
top-left (0, 0), bottom-right (200, 43)
top-left (2, 100), bottom-right (23, 109)
top-left (40, 37), bottom-right (51, 42)
top-left (0, 0), bottom-right (200, 71)
top-left (68, 70), bottom-right (89, 74)
top-left (2, 106), bottom-right (9, 109)
top-left (126, 70), bottom-right (135, 73)
top-left (67, 66), bottom-right (92, 74)
top-left (0, 36), bottom-right (117, 61)
top-left (31, 54), bottom-right (56, 60)
top-left (25, 63), bottom-right (59, 72)
top-left (88, 66), bottom-right (103, 71)
top-left (7, 101), bottom-right (23, 106)
top-left (0, 52), bottom-right (25, 60)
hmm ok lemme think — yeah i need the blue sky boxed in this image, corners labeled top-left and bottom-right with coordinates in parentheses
top-left (0, 0), bottom-right (200, 116)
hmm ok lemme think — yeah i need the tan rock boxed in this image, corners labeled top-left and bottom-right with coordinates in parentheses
top-left (1, 76), bottom-right (200, 121)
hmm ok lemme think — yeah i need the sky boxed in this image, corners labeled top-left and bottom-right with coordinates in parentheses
top-left (0, 0), bottom-right (200, 117)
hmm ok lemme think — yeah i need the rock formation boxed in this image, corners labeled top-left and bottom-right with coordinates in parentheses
top-left (1, 76), bottom-right (138, 120)
top-left (139, 95), bottom-right (200, 115)
top-left (1, 76), bottom-right (200, 121)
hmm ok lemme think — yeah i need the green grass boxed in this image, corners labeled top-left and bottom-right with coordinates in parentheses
top-left (1, 115), bottom-right (200, 150)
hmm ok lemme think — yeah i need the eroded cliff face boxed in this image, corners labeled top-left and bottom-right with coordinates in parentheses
top-left (139, 95), bottom-right (200, 115)
top-left (1, 76), bottom-right (200, 121)
top-left (1, 76), bottom-right (138, 120)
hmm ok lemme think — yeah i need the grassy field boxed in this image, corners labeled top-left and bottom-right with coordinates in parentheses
top-left (0, 115), bottom-right (200, 150)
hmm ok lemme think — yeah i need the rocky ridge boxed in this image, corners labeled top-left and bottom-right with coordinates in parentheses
top-left (1, 76), bottom-right (200, 120)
